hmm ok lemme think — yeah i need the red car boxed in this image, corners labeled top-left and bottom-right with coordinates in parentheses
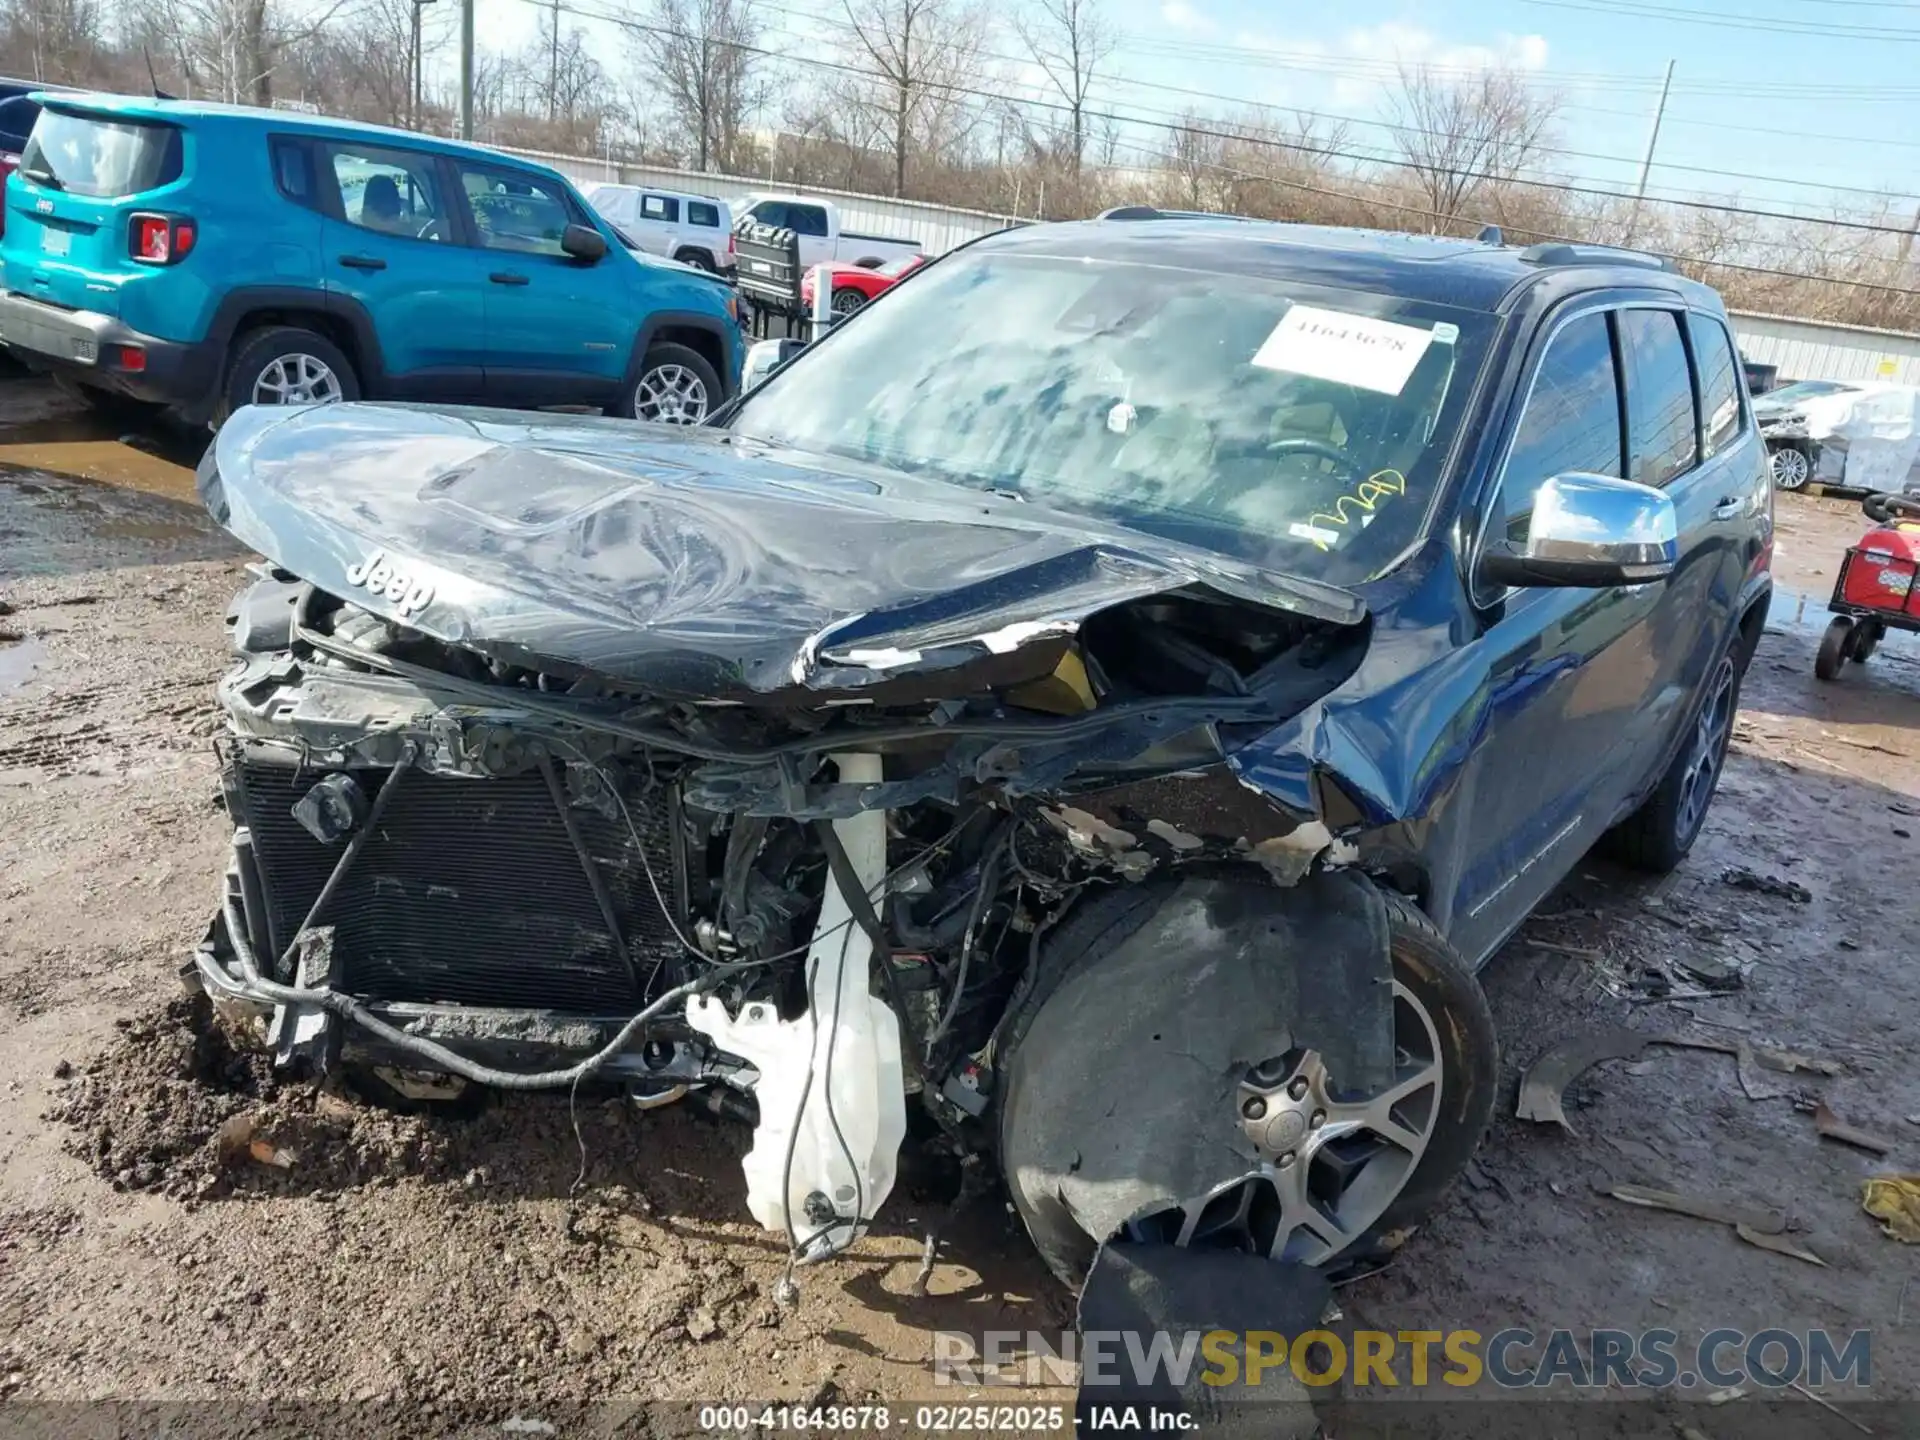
top-left (800, 254), bottom-right (926, 316)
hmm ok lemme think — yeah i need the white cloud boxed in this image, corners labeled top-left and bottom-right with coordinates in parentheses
top-left (1161, 0), bottom-right (1217, 36)
top-left (1220, 21), bottom-right (1551, 108)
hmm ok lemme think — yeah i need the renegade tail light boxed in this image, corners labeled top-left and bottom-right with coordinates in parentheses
top-left (130, 213), bottom-right (196, 265)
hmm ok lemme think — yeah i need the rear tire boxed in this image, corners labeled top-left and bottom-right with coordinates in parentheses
top-left (1769, 444), bottom-right (1811, 490)
top-left (1850, 619), bottom-right (1882, 663)
top-left (673, 247), bottom-right (718, 273)
top-left (1815, 616), bottom-right (1853, 681)
top-left (222, 326), bottom-right (359, 421)
top-left (1607, 647), bottom-right (1743, 872)
top-left (997, 878), bottom-right (1496, 1289)
top-left (830, 288), bottom-right (867, 315)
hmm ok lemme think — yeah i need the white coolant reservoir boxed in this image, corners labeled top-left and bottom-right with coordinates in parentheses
top-left (686, 753), bottom-right (907, 1259)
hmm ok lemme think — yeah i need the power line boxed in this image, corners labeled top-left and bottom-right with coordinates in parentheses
top-left (519, 0), bottom-right (1920, 294)
top-left (1522, 0), bottom-right (1920, 40)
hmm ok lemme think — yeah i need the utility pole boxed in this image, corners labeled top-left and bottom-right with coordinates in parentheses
top-left (458, 0), bottom-right (474, 138)
top-left (548, 0), bottom-right (560, 123)
top-left (411, 0), bottom-right (436, 129)
top-left (1625, 59), bottom-right (1674, 245)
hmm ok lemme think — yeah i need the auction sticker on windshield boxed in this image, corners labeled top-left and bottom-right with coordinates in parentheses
top-left (1252, 305), bottom-right (1434, 395)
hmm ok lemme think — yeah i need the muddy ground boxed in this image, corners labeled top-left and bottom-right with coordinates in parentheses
top-left (2, 375), bottom-right (1918, 1430)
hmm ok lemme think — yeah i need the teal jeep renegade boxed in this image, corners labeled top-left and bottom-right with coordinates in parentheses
top-left (0, 94), bottom-right (743, 425)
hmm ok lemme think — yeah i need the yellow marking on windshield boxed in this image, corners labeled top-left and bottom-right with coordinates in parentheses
top-left (1303, 470), bottom-right (1408, 550)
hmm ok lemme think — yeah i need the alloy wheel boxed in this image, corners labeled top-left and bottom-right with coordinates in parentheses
top-left (252, 354), bottom-right (343, 406)
top-left (830, 288), bottom-right (866, 315)
top-left (1122, 980), bottom-right (1444, 1267)
top-left (634, 364), bottom-right (709, 424)
top-left (1770, 446), bottom-right (1810, 489)
top-left (1676, 654), bottom-right (1737, 843)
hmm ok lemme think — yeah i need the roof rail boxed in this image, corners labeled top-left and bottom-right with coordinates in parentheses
top-left (1095, 205), bottom-right (1264, 223)
top-left (1518, 241), bottom-right (1676, 273)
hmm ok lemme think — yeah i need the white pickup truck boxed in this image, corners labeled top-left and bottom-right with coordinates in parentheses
top-left (733, 194), bottom-right (923, 271)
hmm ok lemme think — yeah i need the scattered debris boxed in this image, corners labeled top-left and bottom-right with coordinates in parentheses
top-left (1600, 1182), bottom-right (1786, 1236)
top-left (1526, 938), bottom-right (1605, 961)
top-left (1789, 1379), bottom-right (1874, 1435)
top-left (1720, 867), bottom-right (1812, 904)
top-left (685, 1306), bottom-right (720, 1342)
top-left (1704, 1385), bottom-right (1746, 1404)
top-left (1675, 954), bottom-right (1744, 992)
top-left (1862, 1175), bottom-right (1920, 1242)
top-left (1811, 1103), bottom-right (1893, 1156)
top-left (1735, 1223), bottom-right (1826, 1267)
top-left (1516, 1029), bottom-right (1649, 1130)
top-left (213, 1114), bottom-right (295, 1171)
top-left (1678, 1427), bottom-right (1714, 1440)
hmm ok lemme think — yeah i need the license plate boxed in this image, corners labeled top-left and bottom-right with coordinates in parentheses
top-left (70, 337), bottom-right (96, 363)
top-left (749, 260), bottom-right (770, 275)
top-left (41, 226), bottom-right (70, 257)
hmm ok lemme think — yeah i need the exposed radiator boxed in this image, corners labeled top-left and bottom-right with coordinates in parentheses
top-left (232, 760), bottom-right (682, 1015)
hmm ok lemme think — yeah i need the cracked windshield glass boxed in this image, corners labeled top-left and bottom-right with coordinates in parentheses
top-left (730, 248), bottom-right (1494, 584)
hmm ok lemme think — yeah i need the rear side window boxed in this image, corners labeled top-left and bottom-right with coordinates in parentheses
top-left (1502, 310), bottom-right (1624, 544)
top-left (788, 203), bottom-right (828, 237)
top-left (1620, 308), bottom-right (1699, 487)
top-left (270, 136), bottom-right (320, 212)
top-left (1689, 312), bottom-right (1744, 457)
top-left (20, 109), bottom-right (182, 198)
top-left (688, 201), bottom-right (719, 228)
top-left (642, 193), bottom-right (679, 222)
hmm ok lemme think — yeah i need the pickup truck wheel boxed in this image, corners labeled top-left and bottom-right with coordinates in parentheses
top-left (224, 327), bottom-right (358, 417)
top-left (830, 288), bottom-right (867, 315)
top-left (627, 342), bottom-right (720, 424)
top-left (997, 879), bottom-right (1496, 1289)
top-left (1605, 648), bottom-right (1742, 871)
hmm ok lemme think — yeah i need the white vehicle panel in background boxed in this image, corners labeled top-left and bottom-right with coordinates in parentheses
top-left (584, 183), bottom-right (732, 271)
top-left (1798, 384), bottom-right (1920, 492)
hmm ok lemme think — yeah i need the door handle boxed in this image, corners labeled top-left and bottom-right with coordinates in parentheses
top-left (489, 271), bottom-right (529, 286)
top-left (1713, 497), bottom-right (1744, 519)
top-left (336, 254), bottom-right (387, 271)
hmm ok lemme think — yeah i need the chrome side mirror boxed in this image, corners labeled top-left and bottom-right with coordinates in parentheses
top-left (1482, 472), bottom-right (1678, 589)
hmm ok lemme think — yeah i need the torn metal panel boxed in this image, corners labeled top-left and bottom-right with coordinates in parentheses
top-left (201, 403), bottom-right (1363, 698)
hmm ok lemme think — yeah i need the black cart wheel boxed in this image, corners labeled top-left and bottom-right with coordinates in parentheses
top-left (1851, 619), bottom-right (1884, 663)
top-left (1816, 616), bottom-right (1854, 682)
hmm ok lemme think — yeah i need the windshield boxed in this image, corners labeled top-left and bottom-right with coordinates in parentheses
top-left (727, 249), bottom-right (1494, 583)
top-left (20, 109), bottom-right (182, 197)
top-left (1760, 380), bottom-right (1855, 405)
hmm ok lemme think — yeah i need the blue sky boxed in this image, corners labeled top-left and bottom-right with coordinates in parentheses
top-left (462, 0), bottom-right (1920, 223)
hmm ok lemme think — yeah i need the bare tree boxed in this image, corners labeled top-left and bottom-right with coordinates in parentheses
top-left (0, 0), bottom-right (107, 83)
top-left (150, 0), bottom-right (358, 104)
top-left (1383, 64), bottom-right (1559, 230)
top-left (1011, 0), bottom-right (1112, 178)
top-left (838, 0), bottom-right (986, 197)
top-left (629, 0), bottom-right (765, 171)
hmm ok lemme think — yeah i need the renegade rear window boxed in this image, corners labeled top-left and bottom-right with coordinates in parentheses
top-left (20, 109), bottom-right (182, 198)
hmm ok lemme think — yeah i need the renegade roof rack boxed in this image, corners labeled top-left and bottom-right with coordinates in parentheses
top-left (1517, 241), bottom-right (1677, 273)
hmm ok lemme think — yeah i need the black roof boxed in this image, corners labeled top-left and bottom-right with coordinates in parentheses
top-left (974, 215), bottom-right (1717, 314)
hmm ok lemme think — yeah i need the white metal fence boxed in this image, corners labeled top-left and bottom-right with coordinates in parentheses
top-left (491, 145), bottom-right (1026, 257)
top-left (1729, 311), bottom-right (1920, 387)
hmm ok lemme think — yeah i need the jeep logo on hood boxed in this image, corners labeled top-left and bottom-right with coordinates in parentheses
top-left (345, 549), bottom-right (435, 617)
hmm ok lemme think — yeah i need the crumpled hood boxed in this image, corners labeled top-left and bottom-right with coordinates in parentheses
top-left (200, 403), bottom-right (1361, 695)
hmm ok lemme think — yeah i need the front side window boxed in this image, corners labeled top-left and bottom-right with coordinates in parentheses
top-left (460, 166), bottom-right (577, 255)
top-left (329, 145), bottom-right (450, 242)
top-left (1620, 308), bottom-right (1699, 487)
top-left (1689, 312), bottom-right (1744, 457)
top-left (744, 200), bottom-right (787, 229)
top-left (1501, 310), bottom-right (1623, 545)
top-left (729, 249), bottom-right (1496, 585)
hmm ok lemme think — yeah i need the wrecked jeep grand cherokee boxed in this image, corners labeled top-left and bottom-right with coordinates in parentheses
top-left (191, 216), bottom-right (1772, 1286)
